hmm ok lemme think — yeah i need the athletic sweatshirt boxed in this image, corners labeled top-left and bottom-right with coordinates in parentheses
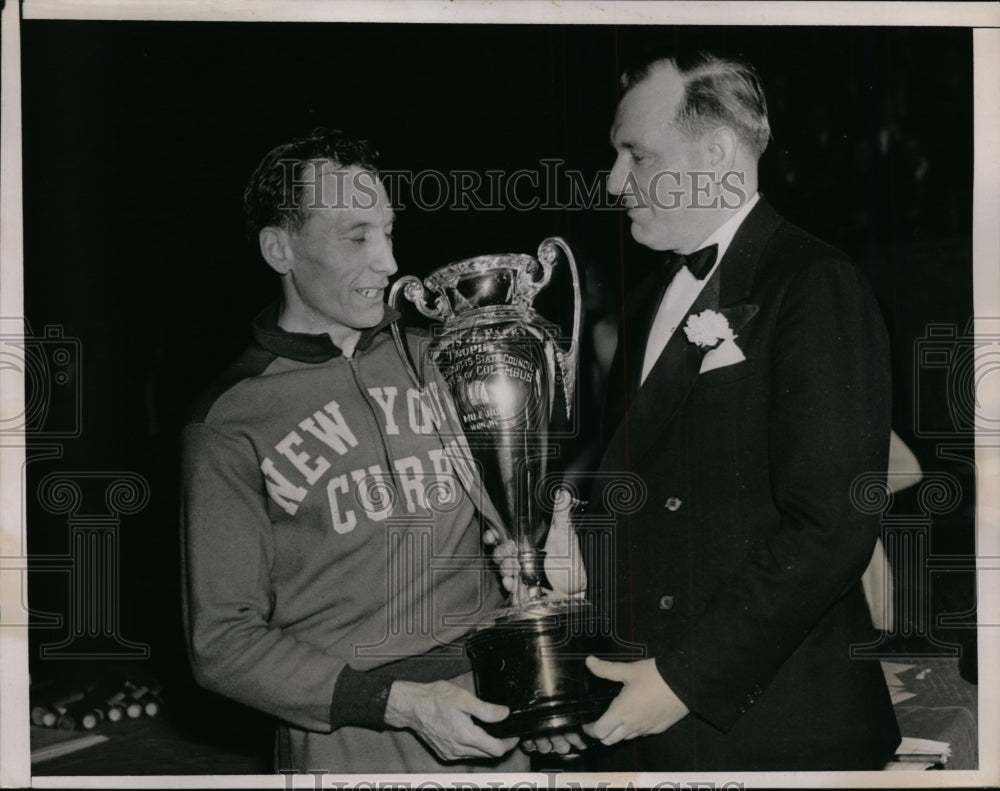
top-left (180, 304), bottom-right (507, 765)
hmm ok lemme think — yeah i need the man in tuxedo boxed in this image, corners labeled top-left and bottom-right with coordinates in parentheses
top-left (575, 52), bottom-right (901, 770)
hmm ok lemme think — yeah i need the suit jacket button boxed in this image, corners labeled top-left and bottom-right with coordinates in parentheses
top-left (737, 703), bottom-right (747, 715)
top-left (664, 497), bottom-right (682, 511)
top-left (658, 595), bottom-right (675, 611)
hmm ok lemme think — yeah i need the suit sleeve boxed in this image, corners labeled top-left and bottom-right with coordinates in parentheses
top-left (180, 421), bottom-right (392, 732)
top-left (654, 255), bottom-right (891, 731)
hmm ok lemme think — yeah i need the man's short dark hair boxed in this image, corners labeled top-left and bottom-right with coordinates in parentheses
top-left (243, 127), bottom-right (380, 239)
top-left (621, 52), bottom-right (771, 158)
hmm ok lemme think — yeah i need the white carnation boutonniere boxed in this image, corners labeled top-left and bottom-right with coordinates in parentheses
top-left (683, 309), bottom-right (735, 349)
top-left (683, 309), bottom-right (746, 371)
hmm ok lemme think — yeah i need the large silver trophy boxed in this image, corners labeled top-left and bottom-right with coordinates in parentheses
top-left (390, 237), bottom-right (620, 737)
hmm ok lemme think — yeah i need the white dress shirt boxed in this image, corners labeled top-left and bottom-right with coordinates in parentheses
top-left (640, 192), bottom-right (760, 385)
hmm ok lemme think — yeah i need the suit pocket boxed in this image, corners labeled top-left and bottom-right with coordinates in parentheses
top-left (694, 359), bottom-right (756, 387)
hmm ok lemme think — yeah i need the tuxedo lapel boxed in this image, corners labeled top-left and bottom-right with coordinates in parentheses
top-left (716, 196), bottom-right (783, 309)
top-left (599, 198), bottom-right (784, 472)
top-left (601, 267), bottom-right (669, 446)
top-left (614, 270), bottom-right (721, 466)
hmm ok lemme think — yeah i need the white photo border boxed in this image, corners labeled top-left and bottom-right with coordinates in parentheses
top-left (2, 2), bottom-right (998, 788)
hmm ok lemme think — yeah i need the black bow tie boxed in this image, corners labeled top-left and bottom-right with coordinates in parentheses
top-left (663, 243), bottom-right (719, 281)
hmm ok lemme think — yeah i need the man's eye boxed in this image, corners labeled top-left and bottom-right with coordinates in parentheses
top-left (632, 153), bottom-right (651, 165)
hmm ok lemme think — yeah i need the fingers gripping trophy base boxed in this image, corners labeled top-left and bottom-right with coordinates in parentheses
top-left (466, 598), bottom-right (622, 738)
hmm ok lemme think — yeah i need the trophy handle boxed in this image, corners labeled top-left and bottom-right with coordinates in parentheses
top-left (389, 275), bottom-right (431, 389)
top-left (537, 237), bottom-right (582, 419)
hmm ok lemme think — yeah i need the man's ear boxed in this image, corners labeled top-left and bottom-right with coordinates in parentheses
top-left (259, 226), bottom-right (294, 276)
top-left (705, 126), bottom-right (738, 175)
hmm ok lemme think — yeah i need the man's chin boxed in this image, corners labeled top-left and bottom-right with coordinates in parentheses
top-left (360, 304), bottom-right (387, 326)
top-left (339, 306), bottom-right (387, 336)
top-left (629, 223), bottom-right (670, 252)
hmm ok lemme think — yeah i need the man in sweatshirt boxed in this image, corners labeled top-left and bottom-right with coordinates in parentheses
top-left (181, 128), bottom-right (526, 773)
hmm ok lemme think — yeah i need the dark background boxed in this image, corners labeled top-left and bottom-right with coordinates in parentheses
top-left (21, 21), bottom-right (976, 768)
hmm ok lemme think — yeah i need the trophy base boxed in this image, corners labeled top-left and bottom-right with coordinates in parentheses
top-left (467, 599), bottom-right (623, 739)
top-left (475, 696), bottom-right (618, 740)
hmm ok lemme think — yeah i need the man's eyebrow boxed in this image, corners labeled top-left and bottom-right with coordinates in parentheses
top-left (609, 130), bottom-right (636, 151)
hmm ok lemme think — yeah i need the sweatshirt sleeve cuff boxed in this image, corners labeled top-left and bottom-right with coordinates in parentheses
top-left (329, 666), bottom-right (394, 731)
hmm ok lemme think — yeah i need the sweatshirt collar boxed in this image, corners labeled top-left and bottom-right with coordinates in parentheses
top-left (252, 302), bottom-right (400, 363)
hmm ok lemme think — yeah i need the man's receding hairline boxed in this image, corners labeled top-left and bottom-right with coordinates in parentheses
top-left (623, 57), bottom-right (680, 96)
top-left (627, 57), bottom-right (721, 113)
top-left (622, 54), bottom-right (770, 157)
top-left (616, 63), bottom-right (685, 136)
top-left (626, 54), bottom-right (737, 90)
top-left (621, 60), bottom-right (691, 134)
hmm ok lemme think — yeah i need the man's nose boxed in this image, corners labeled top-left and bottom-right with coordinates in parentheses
top-left (607, 154), bottom-right (628, 197)
top-left (372, 235), bottom-right (398, 277)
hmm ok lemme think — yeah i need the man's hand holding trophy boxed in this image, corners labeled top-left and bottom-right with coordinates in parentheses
top-left (485, 487), bottom-right (587, 602)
